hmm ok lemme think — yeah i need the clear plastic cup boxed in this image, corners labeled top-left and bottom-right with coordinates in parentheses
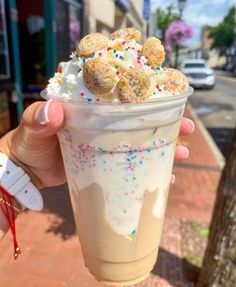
top-left (42, 87), bottom-right (193, 286)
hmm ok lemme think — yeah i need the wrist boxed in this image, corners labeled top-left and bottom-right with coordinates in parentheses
top-left (0, 128), bottom-right (43, 189)
top-left (0, 127), bottom-right (44, 259)
top-left (0, 151), bottom-right (44, 211)
top-left (0, 196), bottom-right (22, 217)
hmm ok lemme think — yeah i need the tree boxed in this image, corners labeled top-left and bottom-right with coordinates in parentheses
top-left (197, 129), bottom-right (236, 287)
top-left (156, 5), bottom-right (179, 42)
top-left (164, 20), bottom-right (193, 54)
top-left (208, 6), bottom-right (235, 49)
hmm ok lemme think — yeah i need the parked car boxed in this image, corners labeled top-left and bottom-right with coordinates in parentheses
top-left (181, 59), bottom-right (215, 89)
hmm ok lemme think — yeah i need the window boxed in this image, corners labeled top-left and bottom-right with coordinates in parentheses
top-left (17, 0), bottom-right (46, 88)
top-left (184, 63), bottom-right (206, 68)
top-left (56, 0), bottom-right (82, 64)
top-left (0, 0), bottom-right (11, 79)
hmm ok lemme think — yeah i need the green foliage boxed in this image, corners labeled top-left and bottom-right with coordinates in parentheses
top-left (199, 228), bottom-right (209, 238)
top-left (156, 5), bottom-right (179, 41)
top-left (208, 6), bottom-right (235, 48)
top-left (184, 254), bottom-right (203, 268)
top-left (192, 221), bottom-right (209, 238)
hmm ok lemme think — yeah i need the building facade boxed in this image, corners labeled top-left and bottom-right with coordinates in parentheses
top-left (0, 0), bottom-right (84, 134)
top-left (84, 0), bottom-right (147, 40)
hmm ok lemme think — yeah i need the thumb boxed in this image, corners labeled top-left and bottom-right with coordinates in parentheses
top-left (10, 100), bottom-right (64, 169)
top-left (22, 100), bottom-right (64, 138)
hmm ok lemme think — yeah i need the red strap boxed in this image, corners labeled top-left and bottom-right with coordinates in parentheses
top-left (0, 186), bottom-right (21, 259)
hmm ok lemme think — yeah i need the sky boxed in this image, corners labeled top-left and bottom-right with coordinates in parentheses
top-left (151, 0), bottom-right (236, 47)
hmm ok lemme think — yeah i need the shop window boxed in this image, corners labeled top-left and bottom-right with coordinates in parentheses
top-left (17, 0), bottom-right (46, 93)
top-left (0, 0), bottom-right (11, 80)
top-left (0, 92), bottom-right (10, 135)
top-left (56, 0), bottom-right (82, 64)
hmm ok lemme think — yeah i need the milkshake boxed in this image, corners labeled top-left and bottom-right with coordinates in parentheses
top-left (42, 28), bottom-right (193, 286)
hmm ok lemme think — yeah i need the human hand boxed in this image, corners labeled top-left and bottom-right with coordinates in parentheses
top-left (175, 117), bottom-right (195, 161)
top-left (170, 117), bottom-right (195, 184)
top-left (0, 101), bottom-right (65, 189)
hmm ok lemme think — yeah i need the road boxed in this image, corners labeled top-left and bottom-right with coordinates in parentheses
top-left (189, 72), bottom-right (236, 157)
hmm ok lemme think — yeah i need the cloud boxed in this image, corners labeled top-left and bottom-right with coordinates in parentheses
top-left (184, 8), bottom-right (223, 27)
top-left (184, 0), bottom-right (235, 45)
top-left (151, 0), bottom-right (235, 46)
top-left (225, 0), bottom-right (236, 5)
top-left (151, 0), bottom-right (176, 12)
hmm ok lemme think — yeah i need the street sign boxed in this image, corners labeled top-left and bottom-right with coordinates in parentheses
top-left (143, 0), bottom-right (150, 21)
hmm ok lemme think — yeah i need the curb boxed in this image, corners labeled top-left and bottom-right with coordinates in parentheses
top-left (214, 71), bottom-right (236, 83)
top-left (187, 104), bottom-right (225, 170)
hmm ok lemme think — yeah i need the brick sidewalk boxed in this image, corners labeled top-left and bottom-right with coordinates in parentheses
top-left (167, 106), bottom-right (221, 224)
top-left (0, 106), bottom-right (221, 287)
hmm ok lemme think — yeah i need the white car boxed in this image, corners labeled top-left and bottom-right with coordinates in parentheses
top-left (181, 59), bottom-right (215, 89)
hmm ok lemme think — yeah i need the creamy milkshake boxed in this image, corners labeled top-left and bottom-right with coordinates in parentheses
top-left (42, 28), bottom-right (192, 286)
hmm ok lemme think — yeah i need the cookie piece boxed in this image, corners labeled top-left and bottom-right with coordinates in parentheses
top-left (83, 58), bottom-right (117, 98)
top-left (156, 68), bottom-right (189, 93)
top-left (142, 37), bottom-right (165, 69)
top-left (117, 69), bottom-right (151, 103)
top-left (110, 28), bottom-right (141, 42)
top-left (77, 33), bottom-right (109, 56)
top-left (154, 70), bottom-right (169, 85)
top-left (106, 58), bottom-right (130, 73)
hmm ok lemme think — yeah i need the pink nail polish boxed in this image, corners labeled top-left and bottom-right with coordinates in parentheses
top-left (36, 100), bottom-right (52, 125)
top-left (170, 174), bottom-right (176, 184)
top-left (182, 146), bottom-right (189, 158)
top-left (187, 119), bottom-right (195, 133)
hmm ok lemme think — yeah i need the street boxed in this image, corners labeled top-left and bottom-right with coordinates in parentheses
top-left (189, 72), bottom-right (236, 157)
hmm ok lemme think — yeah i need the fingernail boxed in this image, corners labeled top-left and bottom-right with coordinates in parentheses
top-left (182, 146), bottom-right (189, 158)
top-left (187, 119), bottom-right (195, 134)
top-left (36, 100), bottom-right (52, 125)
top-left (170, 174), bottom-right (176, 184)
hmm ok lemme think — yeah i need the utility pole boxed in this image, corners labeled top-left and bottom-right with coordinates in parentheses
top-left (175, 0), bottom-right (186, 68)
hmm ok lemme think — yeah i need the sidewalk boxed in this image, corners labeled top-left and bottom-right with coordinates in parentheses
top-left (0, 106), bottom-right (222, 287)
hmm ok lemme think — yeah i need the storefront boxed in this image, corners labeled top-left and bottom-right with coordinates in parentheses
top-left (0, 0), bottom-right (15, 135)
top-left (0, 0), bottom-right (83, 133)
top-left (18, 0), bottom-right (83, 106)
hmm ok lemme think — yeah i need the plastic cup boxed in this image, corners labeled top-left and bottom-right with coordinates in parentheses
top-left (43, 87), bottom-right (193, 286)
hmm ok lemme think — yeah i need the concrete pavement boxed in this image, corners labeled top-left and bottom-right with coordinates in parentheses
top-left (0, 106), bottom-right (222, 287)
top-left (189, 72), bottom-right (236, 157)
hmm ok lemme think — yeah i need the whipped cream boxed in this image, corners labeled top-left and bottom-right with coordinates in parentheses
top-left (45, 38), bottom-right (166, 103)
